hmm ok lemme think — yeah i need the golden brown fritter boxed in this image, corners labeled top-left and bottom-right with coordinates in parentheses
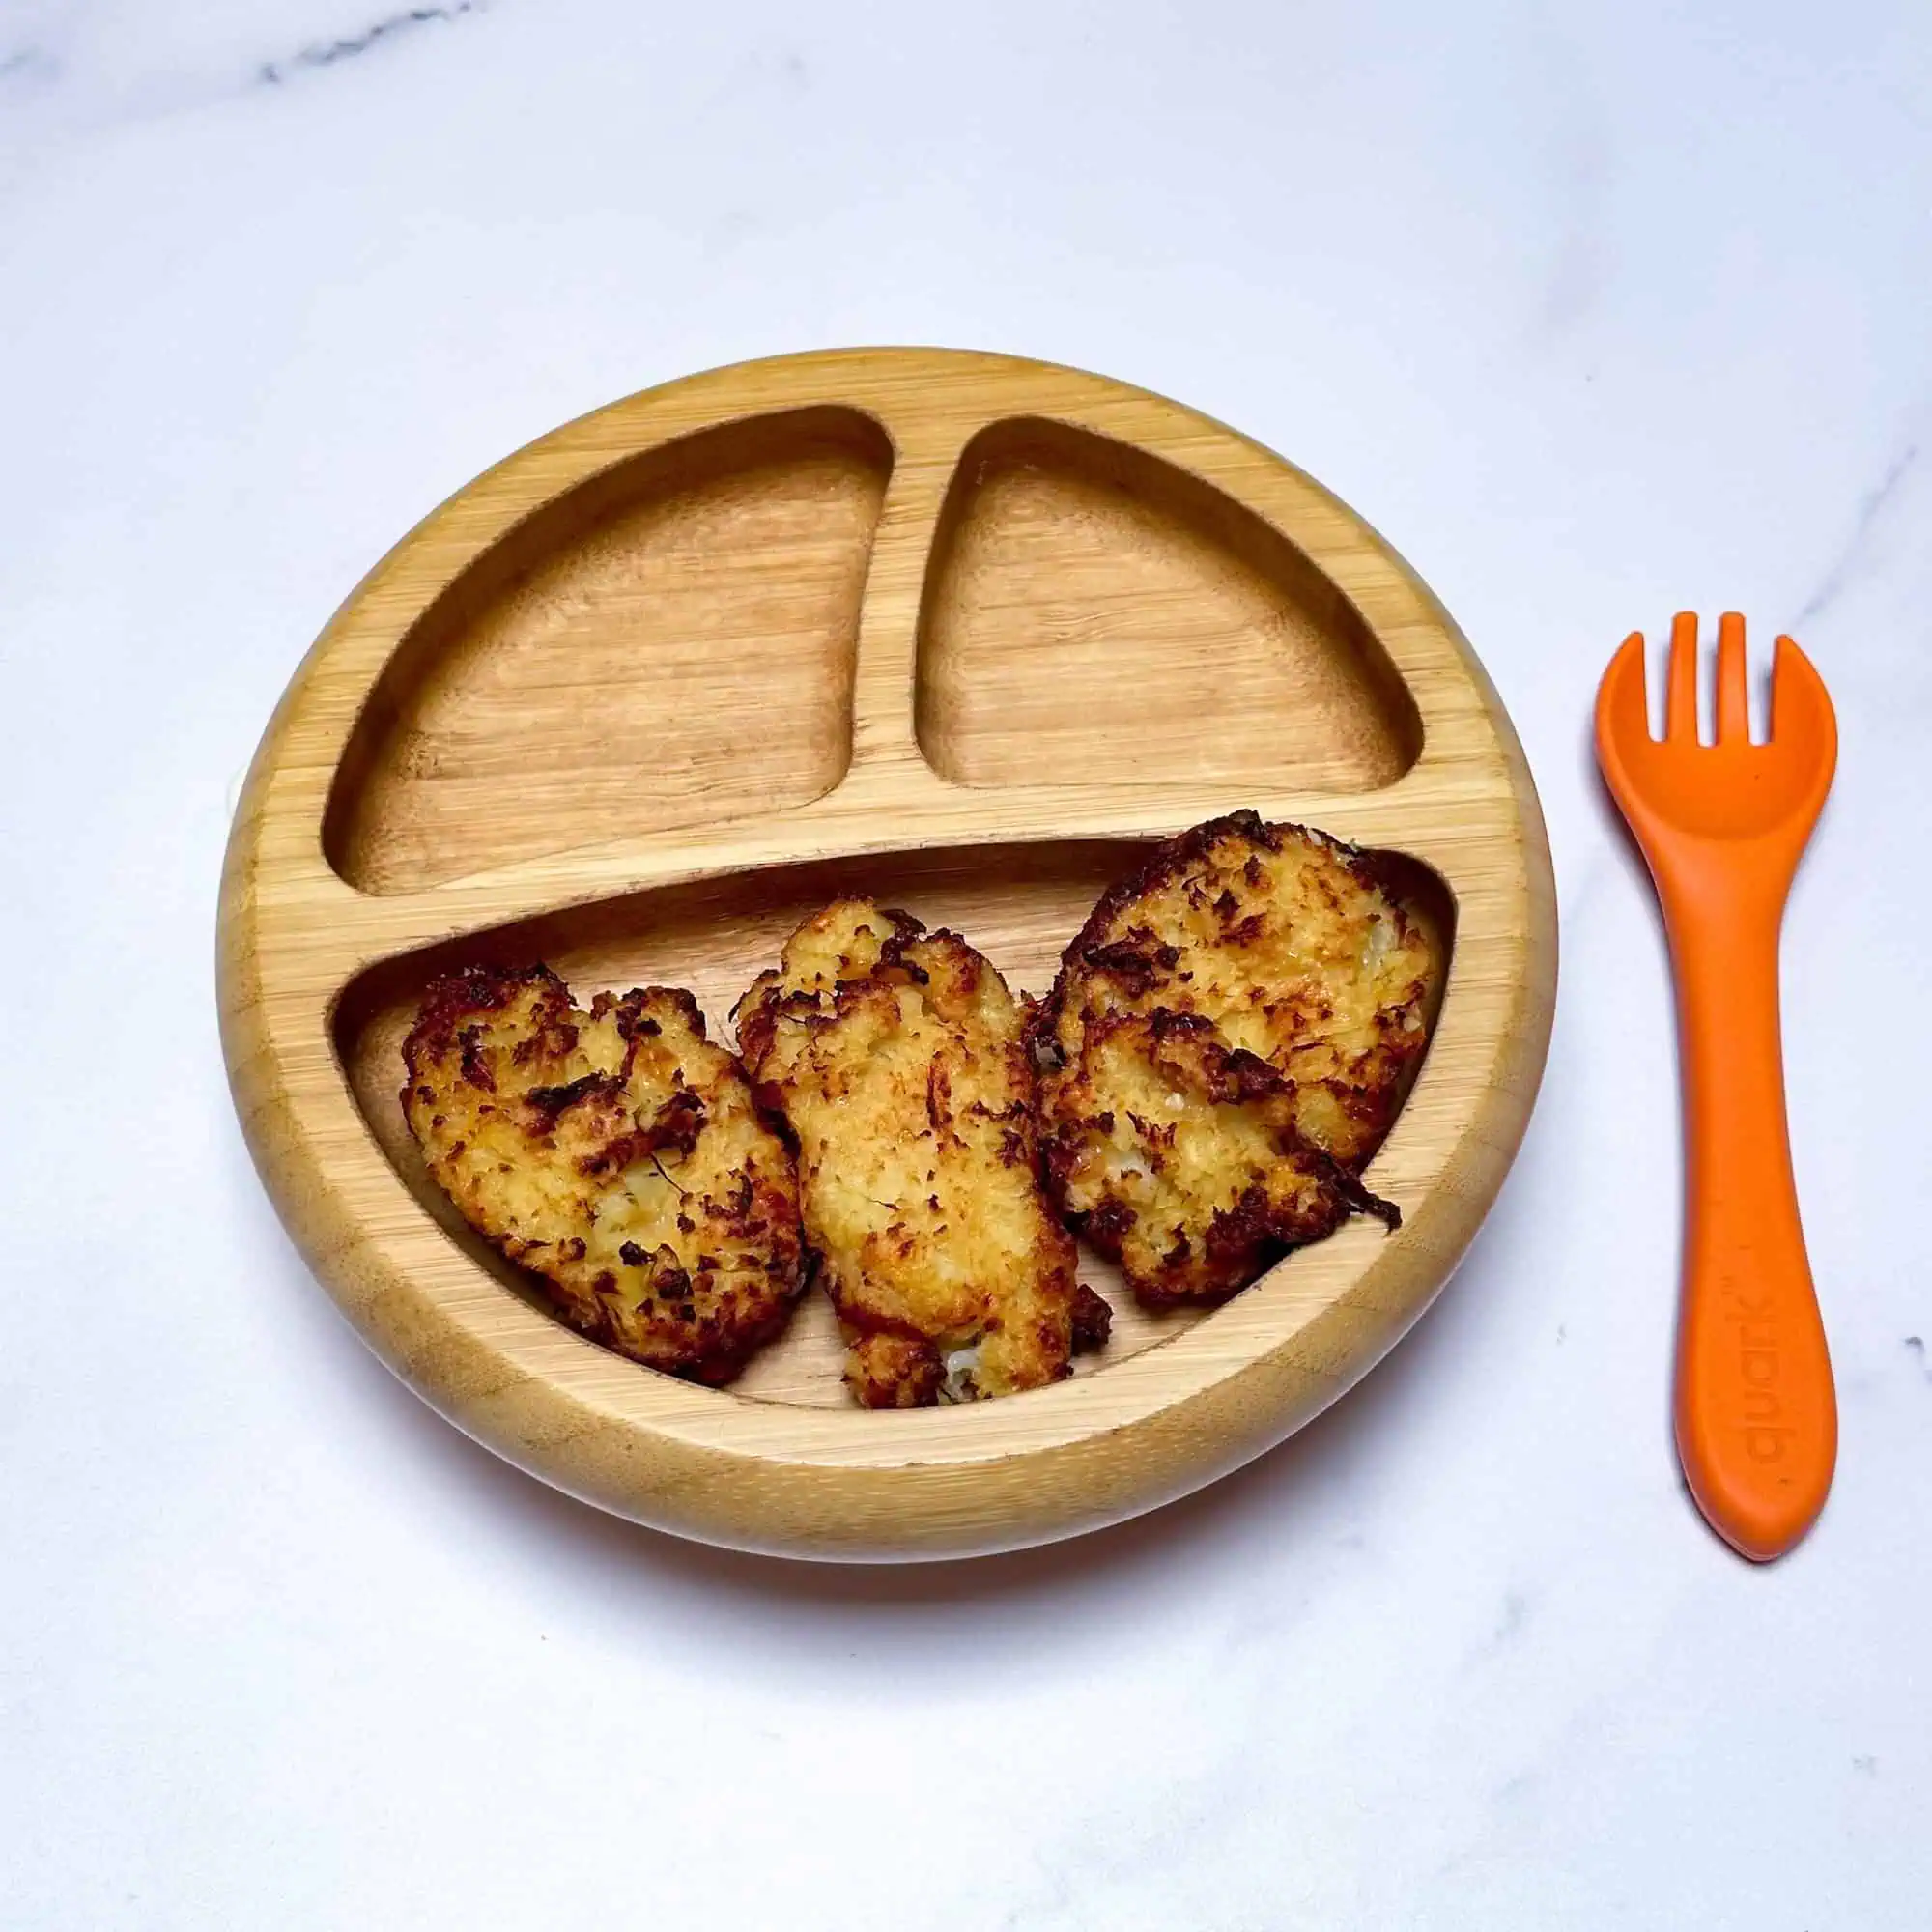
top-left (401, 964), bottom-right (806, 1384)
top-left (736, 900), bottom-right (1110, 1407)
top-left (1034, 810), bottom-right (1439, 1308)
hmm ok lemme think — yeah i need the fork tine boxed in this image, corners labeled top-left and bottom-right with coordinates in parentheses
top-left (1597, 631), bottom-right (1651, 747)
top-left (1716, 611), bottom-right (1749, 743)
top-left (1770, 634), bottom-right (1837, 747)
top-left (1666, 611), bottom-right (1699, 742)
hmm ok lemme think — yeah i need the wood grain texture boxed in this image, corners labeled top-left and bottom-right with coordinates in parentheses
top-left (917, 416), bottom-right (1420, 789)
top-left (326, 409), bottom-right (891, 893)
top-left (218, 347), bottom-right (1557, 1561)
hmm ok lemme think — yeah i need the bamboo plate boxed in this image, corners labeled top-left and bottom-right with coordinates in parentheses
top-left (219, 347), bottom-right (1556, 1562)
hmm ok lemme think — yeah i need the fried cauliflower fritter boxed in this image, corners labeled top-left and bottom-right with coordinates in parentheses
top-left (402, 964), bottom-right (806, 1384)
top-left (1035, 811), bottom-right (1439, 1308)
top-left (736, 900), bottom-right (1110, 1407)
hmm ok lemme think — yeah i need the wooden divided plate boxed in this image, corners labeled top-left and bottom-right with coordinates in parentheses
top-left (218, 348), bottom-right (1557, 1561)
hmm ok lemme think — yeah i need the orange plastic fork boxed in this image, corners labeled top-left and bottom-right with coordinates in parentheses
top-left (1595, 612), bottom-right (1837, 1562)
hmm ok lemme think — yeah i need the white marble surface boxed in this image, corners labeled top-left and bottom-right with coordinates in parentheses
top-left (5, 1), bottom-right (1931, 1924)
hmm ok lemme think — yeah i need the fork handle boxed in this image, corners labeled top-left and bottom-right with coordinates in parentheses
top-left (1661, 871), bottom-right (1835, 1560)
